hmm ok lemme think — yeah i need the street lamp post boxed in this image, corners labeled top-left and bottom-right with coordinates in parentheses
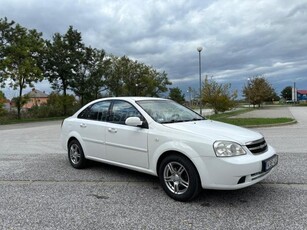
top-left (187, 88), bottom-right (192, 107)
top-left (197, 47), bottom-right (203, 115)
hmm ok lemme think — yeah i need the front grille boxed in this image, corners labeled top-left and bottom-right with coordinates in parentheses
top-left (246, 138), bottom-right (268, 154)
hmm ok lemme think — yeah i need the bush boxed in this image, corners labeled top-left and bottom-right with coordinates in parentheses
top-left (27, 103), bottom-right (79, 118)
top-left (0, 93), bottom-right (80, 122)
top-left (0, 108), bottom-right (7, 117)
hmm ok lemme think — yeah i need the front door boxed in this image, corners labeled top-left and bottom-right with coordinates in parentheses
top-left (105, 100), bottom-right (149, 168)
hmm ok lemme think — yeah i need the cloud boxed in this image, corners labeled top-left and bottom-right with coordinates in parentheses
top-left (0, 0), bottom-right (307, 98)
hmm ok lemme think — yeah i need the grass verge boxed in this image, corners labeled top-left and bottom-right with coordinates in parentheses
top-left (212, 117), bottom-right (294, 127)
top-left (208, 108), bottom-right (295, 127)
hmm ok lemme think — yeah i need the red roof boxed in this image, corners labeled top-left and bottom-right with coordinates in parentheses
top-left (297, 90), bottom-right (307, 94)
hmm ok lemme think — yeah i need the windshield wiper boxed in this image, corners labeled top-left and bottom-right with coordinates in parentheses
top-left (192, 118), bottom-right (204, 121)
top-left (162, 119), bottom-right (185, 124)
top-left (162, 118), bottom-right (204, 124)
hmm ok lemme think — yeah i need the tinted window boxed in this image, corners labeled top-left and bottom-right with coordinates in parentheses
top-left (108, 100), bottom-right (143, 125)
top-left (78, 101), bottom-right (111, 121)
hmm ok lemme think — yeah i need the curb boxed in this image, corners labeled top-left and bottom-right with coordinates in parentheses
top-left (243, 119), bottom-right (297, 128)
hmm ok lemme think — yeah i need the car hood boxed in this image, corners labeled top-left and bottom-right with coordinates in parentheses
top-left (163, 120), bottom-right (263, 145)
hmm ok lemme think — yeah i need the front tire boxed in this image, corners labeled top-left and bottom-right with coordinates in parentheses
top-left (159, 154), bottom-right (201, 201)
top-left (68, 139), bottom-right (87, 169)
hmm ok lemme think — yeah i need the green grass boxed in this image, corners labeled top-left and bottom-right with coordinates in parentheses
top-left (207, 108), bottom-right (295, 127)
top-left (208, 108), bottom-right (252, 119)
top-left (213, 117), bottom-right (294, 127)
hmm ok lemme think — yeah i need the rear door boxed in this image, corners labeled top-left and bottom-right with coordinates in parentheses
top-left (76, 100), bottom-right (111, 159)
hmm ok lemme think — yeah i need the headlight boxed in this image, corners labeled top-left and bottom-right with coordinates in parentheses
top-left (213, 141), bottom-right (246, 157)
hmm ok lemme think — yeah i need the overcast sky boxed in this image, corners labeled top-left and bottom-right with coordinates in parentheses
top-left (1, 0), bottom-right (307, 98)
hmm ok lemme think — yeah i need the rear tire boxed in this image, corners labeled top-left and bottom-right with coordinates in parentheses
top-left (159, 154), bottom-right (201, 201)
top-left (68, 139), bottom-right (87, 169)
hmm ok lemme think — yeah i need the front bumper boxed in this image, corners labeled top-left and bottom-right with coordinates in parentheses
top-left (194, 145), bottom-right (277, 190)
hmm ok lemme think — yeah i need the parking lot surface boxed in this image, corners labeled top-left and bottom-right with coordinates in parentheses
top-left (0, 107), bottom-right (306, 229)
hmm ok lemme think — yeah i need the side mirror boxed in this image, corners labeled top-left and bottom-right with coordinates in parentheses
top-left (125, 117), bottom-right (143, 127)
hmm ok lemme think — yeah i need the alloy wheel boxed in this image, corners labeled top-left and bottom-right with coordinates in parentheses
top-left (163, 161), bottom-right (190, 195)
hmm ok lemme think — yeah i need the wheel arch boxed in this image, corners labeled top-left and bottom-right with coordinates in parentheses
top-left (66, 131), bottom-right (86, 153)
top-left (67, 136), bottom-right (79, 149)
top-left (156, 151), bottom-right (200, 181)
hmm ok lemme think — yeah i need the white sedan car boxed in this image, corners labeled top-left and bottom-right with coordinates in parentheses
top-left (61, 97), bottom-right (278, 201)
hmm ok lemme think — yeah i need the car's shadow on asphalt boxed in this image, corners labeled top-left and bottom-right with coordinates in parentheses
top-left (82, 159), bottom-right (159, 183)
top-left (59, 157), bottom-right (285, 204)
top-left (82, 160), bottom-right (283, 206)
top-left (193, 183), bottom-right (288, 208)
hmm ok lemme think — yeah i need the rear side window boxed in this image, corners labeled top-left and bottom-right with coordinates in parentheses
top-left (77, 101), bottom-right (111, 121)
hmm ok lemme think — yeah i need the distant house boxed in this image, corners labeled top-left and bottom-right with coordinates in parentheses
top-left (4, 99), bottom-right (11, 110)
top-left (297, 90), bottom-right (307, 102)
top-left (0, 99), bottom-right (10, 111)
top-left (23, 88), bottom-right (49, 109)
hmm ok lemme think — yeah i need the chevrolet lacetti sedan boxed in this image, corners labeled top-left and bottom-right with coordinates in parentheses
top-left (61, 97), bottom-right (278, 201)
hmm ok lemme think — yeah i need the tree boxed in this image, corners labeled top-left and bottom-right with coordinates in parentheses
top-left (105, 55), bottom-right (126, 96)
top-left (0, 18), bottom-right (45, 118)
top-left (107, 55), bottom-right (171, 97)
top-left (0, 18), bottom-right (15, 88)
top-left (84, 48), bottom-right (111, 102)
top-left (47, 92), bottom-right (77, 116)
top-left (243, 76), bottom-right (276, 107)
top-left (270, 91), bottom-right (280, 102)
top-left (202, 76), bottom-right (237, 114)
top-left (0, 90), bottom-right (6, 115)
top-left (11, 94), bottom-right (29, 110)
top-left (281, 86), bottom-right (292, 100)
top-left (0, 91), bottom-right (5, 103)
top-left (145, 68), bottom-right (171, 97)
top-left (169, 87), bottom-right (185, 104)
top-left (45, 26), bottom-right (84, 114)
top-left (70, 47), bottom-right (111, 105)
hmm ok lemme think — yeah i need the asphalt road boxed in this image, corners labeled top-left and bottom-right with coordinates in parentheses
top-left (0, 107), bottom-right (306, 229)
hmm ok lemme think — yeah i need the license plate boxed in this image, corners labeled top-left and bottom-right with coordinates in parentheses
top-left (262, 154), bottom-right (278, 172)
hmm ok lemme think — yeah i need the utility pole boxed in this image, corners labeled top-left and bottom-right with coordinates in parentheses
top-left (197, 47), bottom-right (203, 115)
top-left (293, 82), bottom-right (296, 104)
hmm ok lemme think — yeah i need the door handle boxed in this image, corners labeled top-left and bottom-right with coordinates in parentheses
top-left (108, 128), bottom-right (117, 133)
top-left (80, 123), bottom-right (87, 128)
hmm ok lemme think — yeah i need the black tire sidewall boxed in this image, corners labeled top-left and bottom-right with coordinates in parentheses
top-left (159, 155), bottom-right (201, 201)
top-left (68, 140), bottom-right (86, 169)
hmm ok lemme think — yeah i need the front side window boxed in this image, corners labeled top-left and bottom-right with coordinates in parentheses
top-left (137, 100), bottom-right (204, 124)
top-left (108, 100), bottom-right (143, 125)
top-left (78, 101), bottom-right (111, 121)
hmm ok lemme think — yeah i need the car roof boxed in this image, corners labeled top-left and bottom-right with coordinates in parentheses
top-left (97, 97), bottom-right (168, 103)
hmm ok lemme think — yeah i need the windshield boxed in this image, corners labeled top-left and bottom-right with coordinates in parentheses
top-left (137, 100), bottom-right (204, 124)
